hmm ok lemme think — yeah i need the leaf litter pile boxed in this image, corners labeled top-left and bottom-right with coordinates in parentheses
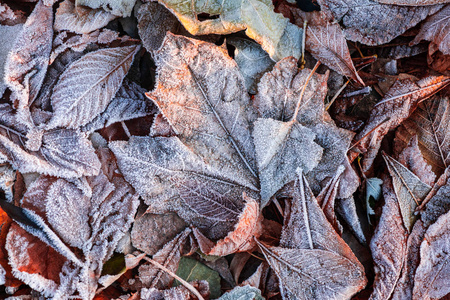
top-left (0, 0), bottom-right (449, 299)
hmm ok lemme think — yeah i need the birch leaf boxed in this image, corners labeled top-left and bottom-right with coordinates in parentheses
top-left (353, 76), bottom-right (450, 173)
top-left (147, 33), bottom-right (258, 189)
top-left (157, 0), bottom-right (302, 61)
top-left (383, 154), bottom-right (431, 232)
top-left (83, 79), bottom-right (155, 132)
top-left (318, 0), bottom-right (442, 45)
top-left (395, 97), bottom-right (450, 178)
top-left (75, 0), bottom-right (136, 17)
top-left (110, 136), bottom-right (256, 239)
top-left (55, 0), bottom-right (117, 34)
top-left (0, 104), bottom-right (100, 178)
top-left (413, 209), bottom-right (450, 300)
top-left (228, 38), bottom-right (275, 94)
top-left (46, 45), bottom-right (140, 129)
top-left (369, 177), bottom-right (408, 300)
top-left (258, 242), bottom-right (366, 300)
top-left (4, 1), bottom-right (53, 126)
top-left (411, 5), bottom-right (450, 55)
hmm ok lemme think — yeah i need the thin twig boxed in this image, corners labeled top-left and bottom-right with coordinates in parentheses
top-left (143, 256), bottom-right (205, 300)
top-left (292, 61), bottom-right (321, 122)
top-left (272, 197), bottom-right (284, 218)
top-left (326, 79), bottom-right (350, 111)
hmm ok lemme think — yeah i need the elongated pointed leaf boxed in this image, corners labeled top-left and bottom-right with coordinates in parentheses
top-left (157, 0), bottom-right (303, 61)
top-left (46, 45), bottom-right (140, 129)
top-left (383, 154), bottom-right (431, 231)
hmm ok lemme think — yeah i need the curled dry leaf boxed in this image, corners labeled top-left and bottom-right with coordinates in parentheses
top-left (353, 76), bottom-right (450, 173)
top-left (411, 5), bottom-right (450, 55)
top-left (383, 153), bottom-right (431, 232)
top-left (55, 0), bottom-right (117, 34)
top-left (369, 177), bottom-right (408, 300)
top-left (396, 97), bottom-right (450, 178)
top-left (46, 45), bottom-right (140, 129)
top-left (0, 104), bottom-right (101, 178)
top-left (4, 1), bottom-right (53, 127)
top-left (5, 167), bottom-right (139, 299)
top-left (318, 0), bottom-right (442, 45)
top-left (397, 135), bottom-right (436, 186)
top-left (156, 0), bottom-right (303, 61)
top-left (193, 194), bottom-right (262, 256)
top-left (413, 209), bottom-right (450, 300)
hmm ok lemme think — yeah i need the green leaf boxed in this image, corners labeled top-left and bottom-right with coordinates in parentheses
top-left (175, 257), bottom-right (221, 298)
top-left (101, 253), bottom-right (126, 276)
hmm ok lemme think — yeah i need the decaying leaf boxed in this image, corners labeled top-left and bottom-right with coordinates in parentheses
top-left (5, 166), bottom-right (139, 299)
top-left (383, 153), bottom-right (431, 232)
top-left (75, 0), bottom-right (136, 17)
top-left (413, 209), bottom-right (450, 300)
top-left (55, 0), bottom-right (117, 34)
top-left (353, 76), bottom-right (450, 173)
top-left (193, 194), bottom-right (262, 256)
top-left (411, 5), bottom-right (450, 55)
top-left (139, 228), bottom-right (191, 290)
top-left (318, 0), bottom-right (442, 45)
top-left (369, 177), bottom-right (408, 300)
top-left (395, 97), bottom-right (450, 178)
top-left (258, 242), bottom-right (366, 300)
top-left (46, 45), bottom-right (140, 129)
top-left (156, 0), bottom-right (303, 61)
top-left (4, 1), bottom-right (53, 126)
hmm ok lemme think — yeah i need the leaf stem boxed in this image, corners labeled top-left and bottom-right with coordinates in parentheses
top-left (291, 61), bottom-right (321, 122)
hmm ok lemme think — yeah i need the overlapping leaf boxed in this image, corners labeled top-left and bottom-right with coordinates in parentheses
top-left (76, 0), bottom-right (136, 17)
top-left (156, 0), bottom-right (303, 61)
top-left (46, 45), bottom-right (140, 129)
top-left (55, 0), bottom-right (117, 34)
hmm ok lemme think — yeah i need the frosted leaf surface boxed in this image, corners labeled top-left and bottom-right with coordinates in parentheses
top-left (228, 38), bottom-right (275, 94)
top-left (412, 5), bottom-right (450, 55)
top-left (395, 97), bottom-right (450, 178)
top-left (413, 209), bottom-right (450, 300)
top-left (318, 0), bottom-right (442, 45)
top-left (383, 154), bottom-right (431, 232)
top-left (258, 242), bottom-right (367, 300)
top-left (0, 104), bottom-right (100, 178)
top-left (83, 79), bottom-right (155, 132)
top-left (147, 33), bottom-right (258, 189)
top-left (218, 285), bottom-right (264, 300)
top-left (253, 118), bottom-right (322, 205)
top-left (353, 76), bottom-right (450, 173)
top-left (375, 0), bottom-right (450, 5)
top-left (110, 136), bottom-right (256, 239)
top-left (421, 176), bottom-right (450, 227)
top-left (4, 1), bottom-right (53, 127)
top-left (75, 0), bottom-right (137, 17)
top-left (157, 0), bottom-right (303, 61)
top-left (0, 24), bottom-right (23, 98)
top-left (139, 228), bottom-right (191, 289)
top-left (55, 0), bottom-right (117, 34)
top-left (369, 177), bottom-right (408, 300)
top-left (46, 45), bottom-right (140, 129)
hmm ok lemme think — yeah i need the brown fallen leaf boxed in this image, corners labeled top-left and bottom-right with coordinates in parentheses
top-left (277, 3), bottom-right (364, 84)
top-left (369, 176), bottom-right (408, 300)
top-left (352, 76), bottom-right (450, 174)
top-left (395, 96), bottom-right (450, 178)
top-left (421, 175), bottom-right (450, 227)
top-left (375, 0), bottom-right (449, 4)
top-left (193, 194), bottom-right (262, 256)
top-left (318, 0), bottom-right (442, 45)
top-left (413, 209), bottom-right (450, 300)
top-left (411, 5), bottom-right (450, 55)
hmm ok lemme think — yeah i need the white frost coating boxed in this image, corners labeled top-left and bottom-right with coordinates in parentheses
top-left (76, 0), bottom-right (137, 17)
top-left (0, 24), bottom-right (23, 97)
top-left (0, 264), bottom-right (5, 285)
